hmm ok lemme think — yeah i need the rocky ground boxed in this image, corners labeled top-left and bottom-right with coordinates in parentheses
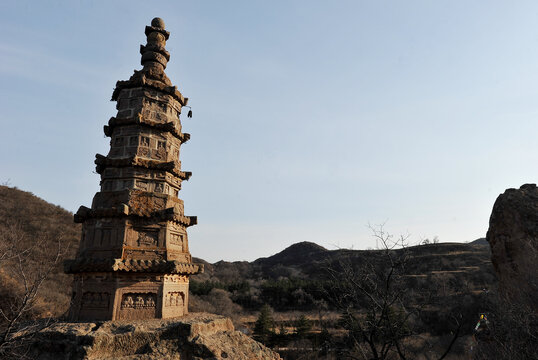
top-left (18, 313), bottom-right (281, 360)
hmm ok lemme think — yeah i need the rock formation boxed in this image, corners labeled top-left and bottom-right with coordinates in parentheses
top-left (64, 17), bottom-right (203, 321)
top-left (486, 183), bottom-right (538, 310)
top-left (22, 314), bottom-right (281, 360)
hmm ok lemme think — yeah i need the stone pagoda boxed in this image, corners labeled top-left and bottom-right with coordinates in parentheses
top-left (65, 18), bottom-right (203, 321)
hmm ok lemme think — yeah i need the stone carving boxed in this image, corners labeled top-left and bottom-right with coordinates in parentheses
top-left (163, 274), bottom-right (188, 283)
top-left (137, 230), bottom-right (158, 247)
top-left (169, 232), bottom-right (183, 247)
top-left (136, 180), bottom-right (149, 190)
top-left (65, 17), bottom-right (203, 321)
top-left (138, 146), bottom-right (150, 157)
top-left (121, 293), bottom-right (156, 309)
top-left (141, 136), bottom-right (150, 147)
top-left (155, 146), bottom-right (166, 160)
top-left (164, 291), bottom-right (184, 307)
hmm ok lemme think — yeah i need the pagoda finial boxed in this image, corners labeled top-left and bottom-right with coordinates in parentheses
top-left (151, 17), bottom-right (166, 29)
top-left (140, 17), bottom-right (171, 74)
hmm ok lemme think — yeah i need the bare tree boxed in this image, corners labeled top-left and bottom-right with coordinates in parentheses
top-left (326, 224), bottom-right (461, 360)
top-left (473, 288), bottom-right (538, 359)
top-left (0, 222), bottom-right (64, 358)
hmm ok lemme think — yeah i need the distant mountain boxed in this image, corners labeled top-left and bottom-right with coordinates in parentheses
top-left (192, 239), bottom-right (496, 303)
top-left (254, 241), bottom-right (328, 266)
top-left (471, 237), bottom-right (488, 245)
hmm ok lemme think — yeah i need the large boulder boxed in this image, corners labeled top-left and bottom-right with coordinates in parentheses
top-left (18, 313), bottom-right (281, 360)
top-left (486, 183), bottom-right (538, 310)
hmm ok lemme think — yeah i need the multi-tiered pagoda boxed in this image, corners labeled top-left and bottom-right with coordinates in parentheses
top-left (65, 18), bottom-right (203, 321)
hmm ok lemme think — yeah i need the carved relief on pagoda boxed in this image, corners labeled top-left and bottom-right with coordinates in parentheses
top-left (131, 168), bottom-right (167, 180)
top-left (169, 222), bottom-right (185, 233)
top-left (154, 182), bottom-right (164, 193)
top-left (126, 226), bottom-right (161, 248)
top-left (155, 139), bottom-right (167, 160)
top-left (81, 292), bottom-right (110, 309)
top-left (131, 179), bottom-right (179, 195)
top-left (169, 232), bottom-right (183, 248)
top-left (135, 179), bottom-right (149, 191)
top-left (163, 274), bottom-right (188, 283)
top-left (164, 291), bottom-right (184, 307)
top-left (137, 230), bottom-right (158, 247)
top-left (139, 95), bottom-right (181, 123)
top-left (121, 293), bottom-right (156, 309)
top-left (165, 173), bottom-right (182, 187)
top-left (123, 249), bottom-right (165, 261)
top-left (167, 251), bottom-right (191, 262)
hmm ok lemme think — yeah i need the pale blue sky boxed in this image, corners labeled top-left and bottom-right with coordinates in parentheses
top-left (1, 1), bottom-right (537, 261)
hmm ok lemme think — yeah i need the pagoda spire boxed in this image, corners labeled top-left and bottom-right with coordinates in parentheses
top-left (111, 17), bottom-right (187, 106)
top-left (141, 17), bottom-right (171, 74)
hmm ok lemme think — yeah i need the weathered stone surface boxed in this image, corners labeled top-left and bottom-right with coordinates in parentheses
top-left (23, 313), bottom-right (281, 360)
top-left (486, 183), bottom-right (538, 309)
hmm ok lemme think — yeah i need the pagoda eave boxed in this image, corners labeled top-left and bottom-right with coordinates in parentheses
top-left (74, 206), bottom-right (197, 227)
top-left (64, 258), bottom-right (203, 275)
top-left (104, 116), bottom-right (190, 143)
top-left (112, 78), bottom-right (187, 106)
top-left (94, 154), bottom-right (192, 180)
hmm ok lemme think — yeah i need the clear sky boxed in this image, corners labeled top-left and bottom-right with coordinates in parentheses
top-left (1, 1), bottom-right (537, 262)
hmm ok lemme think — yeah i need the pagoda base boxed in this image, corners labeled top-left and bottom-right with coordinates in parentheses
top-left (68, 272), bottom-right (190, 321)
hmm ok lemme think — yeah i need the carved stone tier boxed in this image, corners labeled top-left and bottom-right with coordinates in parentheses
top-left (72, 216), bottom-right (196, 261)
top-left (68, 272), bottom-right (192, 321)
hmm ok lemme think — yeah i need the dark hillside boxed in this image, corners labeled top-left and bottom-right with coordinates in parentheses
top-left (192, 241), bottom-right (495, 288)
top-left (255, 241), bottom-right (328, 266)
top-left (471, 237), bottom-right (488, 245)
top-left (0, 185), bottom-right (80, 318)
top-left (191, 239), bottom-right (496, 316)
top-left (243, 241), bottom-right (495, 285)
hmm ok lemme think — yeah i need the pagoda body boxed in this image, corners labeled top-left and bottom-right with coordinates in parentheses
top-left (65, 18), bottom-right (203, 321)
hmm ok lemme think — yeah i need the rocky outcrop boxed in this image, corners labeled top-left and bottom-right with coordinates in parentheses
top-left (22, 313), bottom-right (281, 360)
top-left (486, 183), bottom-right (538, 309)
